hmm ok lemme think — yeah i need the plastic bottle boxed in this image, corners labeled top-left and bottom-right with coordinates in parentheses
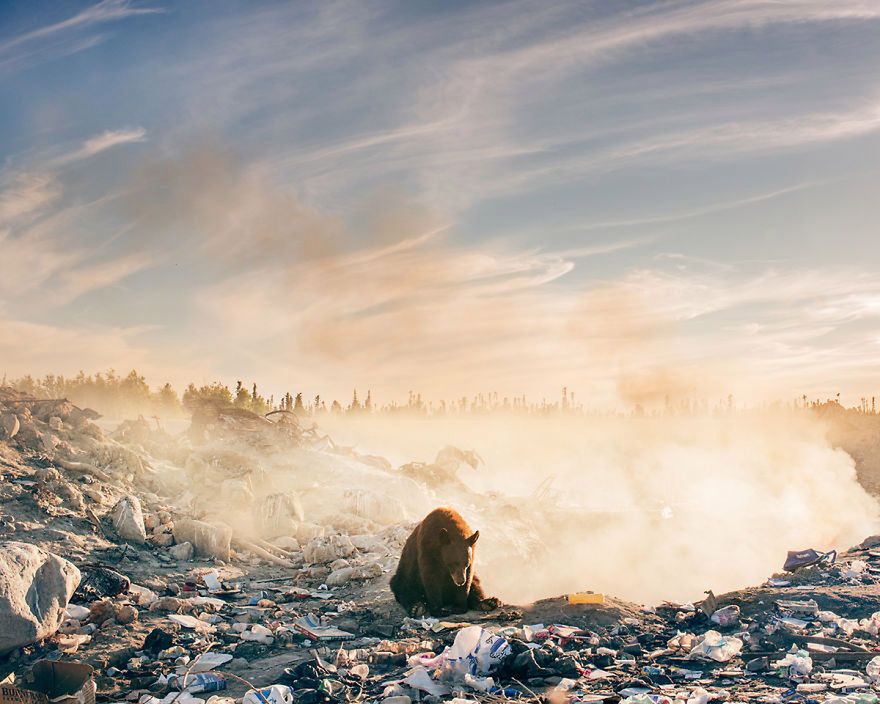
top-left (169, 673), bottom-right (227, 693)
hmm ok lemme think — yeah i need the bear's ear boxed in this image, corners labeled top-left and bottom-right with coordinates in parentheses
top-left (466, 530), bottom-right (479, 546)
top-left (438, 528), bottom-right (450, 545)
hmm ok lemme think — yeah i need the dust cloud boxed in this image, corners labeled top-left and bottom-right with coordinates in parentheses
top-left (319, 412), bottom-right (879, 606)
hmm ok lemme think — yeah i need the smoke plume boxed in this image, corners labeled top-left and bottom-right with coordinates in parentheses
top-left (321, 411), bottom-right (879, 605)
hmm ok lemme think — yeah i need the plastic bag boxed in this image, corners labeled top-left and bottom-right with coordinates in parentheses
top-left (859, 613), bottom-right (880, 636)
top-left (710, 605), bottom-right (740, 627)
top-left (773, 648), bottom-right (812, 679)
top-left (241, 624), bottom-right (274, 644)
top-left (442, 625), bottom-right (511, 677)
top-left (688, 630), bottom-right (742, 662)
top-left (687, 688), bottom-right (711, 704)
top-left (403, 666), bottom-right (451, 696)
top-left (142, 694), bottom-right (203, 704)
top-left (824, 695), bottom-right (879, 704)
top-left (844, 560), bottom-right (867, 578)
top-left (463, 674), bottom-right (495, 692)
top-left (405, 625), bottom-right (511, 695)
top-left (243, 685), bottom-right (294, 704)
top-left (621, 695), bottom-right (672, 704)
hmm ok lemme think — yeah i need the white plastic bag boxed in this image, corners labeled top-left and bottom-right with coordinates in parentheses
top-left (241, 624), bottom-right (275, 644)
top-left (243, 685), bottom-right (294, 704)
top-left (168, 614), bottom-right (215, 633)
top-left (773, 648), bottom-right (812, 679)
top-left (688, 630), bottom-right (743, 662)
top-left (824, 695), bottom-right (879, 704)
top-left (844, 560), bottom-right (867, 578)
top-left (861, 612), bottom-right (880, 635)
top-left (687, 687), bottom-right (711, 704)
top-left (463, 674), bottom-right (495, 692)
top-left (404, 625), bottom-right (511, 695)
top-left (710, 605), bottom-right (740, 627)
top-left (442, 625), bottom-right (511, 677)
top-left (622, 695), bottom-right (672, 704)
top-left (403, 667), bottom-right (451, 696)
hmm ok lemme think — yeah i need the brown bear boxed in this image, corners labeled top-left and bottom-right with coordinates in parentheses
top-left (390, 507), bottom-right (500, 617)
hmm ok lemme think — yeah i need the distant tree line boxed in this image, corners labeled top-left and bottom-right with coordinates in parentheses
top-left (6, 370), bottom-right (181, 419)
top-left (2, 369), bottom-right (877, 420)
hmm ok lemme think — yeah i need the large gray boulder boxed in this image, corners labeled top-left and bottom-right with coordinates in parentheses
top-left (0, 542), bottom-right (81, 653)
top-left (173, 518), bottom-right (232, 561)
top-left (112, 494), bottom-right (147, 543)
top-left (0, 413), bottom-right (19, 440)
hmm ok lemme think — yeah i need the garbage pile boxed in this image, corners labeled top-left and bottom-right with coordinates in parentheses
top-left (9, 541), bottom-right (880, 704)
top-left (6, 384), bottom-right (880, 704)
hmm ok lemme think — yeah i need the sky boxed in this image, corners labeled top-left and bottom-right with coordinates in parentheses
top-left (1, 0), bottom-right (880, 408)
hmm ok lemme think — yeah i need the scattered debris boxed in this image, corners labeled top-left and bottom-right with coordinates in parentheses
top-left (785, 548), bottom-right (838, 572)
top-left (6, 385), bottom-right (880, 704)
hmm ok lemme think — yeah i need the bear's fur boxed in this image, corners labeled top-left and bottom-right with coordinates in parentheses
top-left (390, 507), bottom-right (499, 616)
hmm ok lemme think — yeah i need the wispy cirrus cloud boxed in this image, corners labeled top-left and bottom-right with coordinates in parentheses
top-left (0, 0), bottom-right (163, 75)
top-left (54, 251), bottom-right (151, 303)
top-left (0, 0), bottom-right (160, 55)
top-left (0, 127), bottom-right (152, 306)
top-left (513, 102), bottom-right (880, 188)
top-left (0, 214), bottom-right (151, 306)
top-left (212, 0), bottom-right (880, 213)
top-left (0, 172), bottom-right (60, 226)
top-left (52, 127), bottom-right (147, 167)
top-left (544, 181), bottom-right (822, 234)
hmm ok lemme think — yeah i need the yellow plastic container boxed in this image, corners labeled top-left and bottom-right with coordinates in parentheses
top-left (568, 592), bottom-right (605, 605)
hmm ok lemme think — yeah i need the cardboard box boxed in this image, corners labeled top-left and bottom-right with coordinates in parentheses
top-left (1, 662), bottom-right (95, 704)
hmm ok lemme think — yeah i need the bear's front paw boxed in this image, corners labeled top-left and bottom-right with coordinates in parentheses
top-left (479, 597), bottom-right (501, 611)
top-left (409, 602), bottom-right (429, 618)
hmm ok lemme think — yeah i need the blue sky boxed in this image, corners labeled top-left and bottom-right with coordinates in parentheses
top-left (2, 0), bottom-right (880, 407)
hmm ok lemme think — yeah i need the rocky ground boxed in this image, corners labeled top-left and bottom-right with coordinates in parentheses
top-left (3, 387), bottom-right (880, 704)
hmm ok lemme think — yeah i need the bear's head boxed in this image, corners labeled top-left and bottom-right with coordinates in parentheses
top-left (438, 528), bottom-right (479, 586)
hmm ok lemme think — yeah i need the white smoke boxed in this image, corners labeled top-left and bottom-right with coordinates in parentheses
top-left (319, 411), bottom-right (879, 605)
